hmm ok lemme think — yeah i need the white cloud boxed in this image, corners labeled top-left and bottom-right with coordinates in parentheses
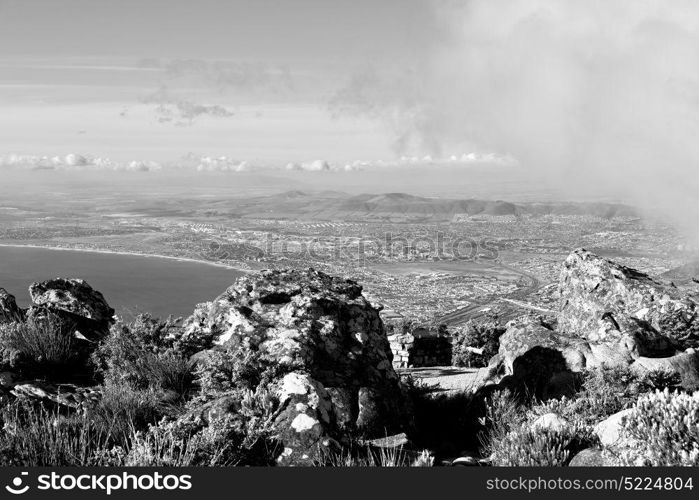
top-left (0, 154), bottom-right (161, 172)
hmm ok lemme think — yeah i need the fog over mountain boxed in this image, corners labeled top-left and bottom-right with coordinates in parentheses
top-left (332, 0), bottom-right (699, 238)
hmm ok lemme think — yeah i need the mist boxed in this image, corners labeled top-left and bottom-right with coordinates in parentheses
top-left (333, 0), bottom-right (699, 240)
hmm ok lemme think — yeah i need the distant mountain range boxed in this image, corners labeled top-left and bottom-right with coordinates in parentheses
top-left (197, 190), bottom-right (639, 222)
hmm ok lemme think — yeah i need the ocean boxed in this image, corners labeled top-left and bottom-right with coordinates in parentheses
top-left (0, 245), bottom-right (245, 321)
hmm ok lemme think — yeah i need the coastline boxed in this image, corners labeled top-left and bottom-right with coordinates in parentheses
top-left (0, 243), bottom-right (252, 273)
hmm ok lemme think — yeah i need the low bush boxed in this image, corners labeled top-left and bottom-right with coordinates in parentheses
top-left (128, 386), bottom-right (282, 466)
top-left (89, 381), bottom-right (170, 448)
top-left (488, 425), bottom-right (589, 466)
top-left (0, 401), bottom-right (113, 466)
top-left (481, 389), bottom-right (594, 466)
top-left (528, 366), bottom-right (685, 429)
top-left (319, 445), bottom-right (434, 467)
top-left (615, 390), bottom-right (699, 466)
top-left (0, 313), bottom-right (78, 377)
top-left (450, 320), bottom-right (505, 368)
top-left (92, 314), bottom-right (193, 397)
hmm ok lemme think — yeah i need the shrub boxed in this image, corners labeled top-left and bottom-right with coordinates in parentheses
top-left (480, 389), bottom-right (526, 447)
top-left (92, 314), bottom-right (193, 397)
top-left (319, 445), bottom-right (434, 467)
top-left (89, 381), bottom-right (169, 448)
top-left (128, 386), bottom-right (282, 466)
top-left (0, 401), bottom-right (114, 466)
top-left (451, 320), bottom-right (505, 367)
top-left (615, 390), bottom-right (699, 466)
top-left (527, 367), bottom-right (681, 429)
top-left (489, 425), bottom-right (587, 466)
top-left (192, 339), bottom-right (290, 402)
top-left (0, 313), bottom-right (78, 377)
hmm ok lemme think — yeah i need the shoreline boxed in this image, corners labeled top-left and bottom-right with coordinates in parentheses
top-left (0, 243), bottom-right (252, 273)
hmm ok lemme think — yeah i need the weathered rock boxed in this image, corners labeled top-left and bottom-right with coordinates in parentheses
top-left (532, 413), bottom-right (570, 433)
top-left (483, 316), bottom-right (584, 399)
top-left (361, 432), bottom-right (410, 449)
top-left (594, 408), bottom-right (634, 448)
top-left (559, 249), bottom-right (698, 350)
top-left (630, 349), bottom-right (699, 390)
top-left (451, 456), bottom-right (479, 466)
top-left (180, 269), bottom-right (412, 465)
top-left (0, 288), bottom-right (24, 324)
top-left (28, 278), bottom-right (114, 340)
top-left (568, 448), bottom-right (614, 466)
top-left (11, 381), bottom-right (101, 410)
top-left (483, 250), bottom-right (699, 396)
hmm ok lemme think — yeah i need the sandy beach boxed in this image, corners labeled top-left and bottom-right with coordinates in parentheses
top-left (0, 242), bottom-right (252, 273)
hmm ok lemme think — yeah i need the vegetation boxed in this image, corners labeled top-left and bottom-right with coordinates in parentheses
top-left (615, 390), bottom-right (699, 466)
top-left (0, 310), bottom-right (695, 467)
top-left (450, 320), bottom-right (505, 368)
top-left (91, 314), bottom-right (193, 397)
top-left (0, 313), bottom-right (78, 377)
top-left (480, 367), bottom-right (689, 466)
top-left (319, 445), bottom-right (434, 467)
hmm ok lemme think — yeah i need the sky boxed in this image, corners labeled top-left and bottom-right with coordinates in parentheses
top-left (0, 0), bottom-right (440, 162)
top-left (2, 0), bottom-right (699, 238)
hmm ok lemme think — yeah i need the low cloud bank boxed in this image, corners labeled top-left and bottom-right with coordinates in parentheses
top-left (0, 151), bottom-right (515, 174)
top-left (0, 154), bottom-right (162, 172)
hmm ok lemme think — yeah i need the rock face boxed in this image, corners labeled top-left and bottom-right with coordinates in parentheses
top-left (484, 249), bottom-right (699, 396)
top-left (181, 269), bottom-right (412, 465)
top-left (0, 288), bottom-right (24, 324)
top-left (28, 278), bottom-right (115, 340)
top-left (559, 249), bottom-right (698, 350)
top-left (484, 316), bottom-right (584, 399)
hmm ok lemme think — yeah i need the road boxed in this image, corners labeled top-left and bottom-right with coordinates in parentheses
top-left (436, 261), bottom-right (542, 326)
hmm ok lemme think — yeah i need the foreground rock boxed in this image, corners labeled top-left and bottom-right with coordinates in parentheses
top-left (559, 249), bottom-right (698, 350)
top-left (484, 316), bottom-right (583, 399)
top-left (569, 448), bottom-right (613, 466)
top-left (11, 382), bottom-right (101, 410)
top-left (180, 269), bottom-right (412, 465)
top-left (483, 249), bottom-right (699, 396)
top-left (0, 288), bottom-right (24, 324)
top-left (28, 278), bottom-right (115, 341)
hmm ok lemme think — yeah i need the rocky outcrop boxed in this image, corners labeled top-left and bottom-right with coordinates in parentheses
top-left (179, 269), bottom-right (412, 465)
top-left (559, 249), bottom-right (698, 350)
top-left (0, 288), bottom-right (24, 324)
top-left (28, 278), bottom-right (115, 340)
top-left (483, 249), bottom-right (699, 396)
top-left (484, 316), bottom-right (584, 398)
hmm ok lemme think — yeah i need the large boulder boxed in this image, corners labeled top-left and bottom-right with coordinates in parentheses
top-left (483, 250), bottom-right (699, 396)
top-left (559, 249), bottom-right (698, 350)
top-left (27, 278), bottom-right (114, 340)
top-left (0, 288), bottom-right (24, 324)
top-left (179, 269), bottom-right (412, 465)
top-left (483, 316), bottom-right (585, 399)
